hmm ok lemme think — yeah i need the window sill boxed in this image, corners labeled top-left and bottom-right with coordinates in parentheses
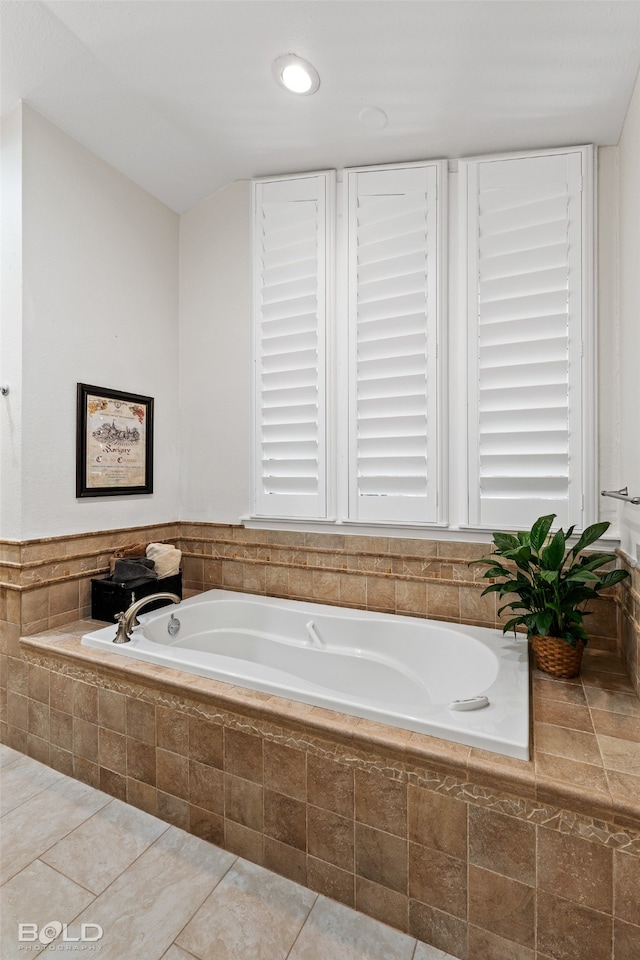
top-left (242, 515), bottom-right (621, 550)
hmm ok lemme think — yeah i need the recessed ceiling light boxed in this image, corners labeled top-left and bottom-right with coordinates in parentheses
top-left (273, 54), bottom-right (320, 95)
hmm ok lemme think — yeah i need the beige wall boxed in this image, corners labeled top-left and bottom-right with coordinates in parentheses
top-left (0, 106), bottom-right (23, 539)
top-left (1, 105), bottom-right (181, 541)
top-left (179, 181), bottom-right (252, 523)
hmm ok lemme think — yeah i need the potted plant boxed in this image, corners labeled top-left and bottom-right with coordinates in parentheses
top-left (474, 514), bottom-right (629, 678)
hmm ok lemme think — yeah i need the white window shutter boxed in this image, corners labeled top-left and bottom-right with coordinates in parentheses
top-left (346, 164), bottom-right (443, 524)
top-left (252, 173), bottom-right (334, 519)
top-left (465, 150), bottom-right (588, 530)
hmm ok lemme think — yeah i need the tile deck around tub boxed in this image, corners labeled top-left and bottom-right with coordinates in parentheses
top-left (16, 618), bottom-right (640, 825)
top-left (0, 745), bottom-right (456, 960)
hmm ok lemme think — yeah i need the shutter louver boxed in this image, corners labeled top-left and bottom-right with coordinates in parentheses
top-left (253, 174), bottom-right (332, 518)
top-left (466, 152), bottom-right (585, 529)
top-left (347, 165), bottom-right (442, 523)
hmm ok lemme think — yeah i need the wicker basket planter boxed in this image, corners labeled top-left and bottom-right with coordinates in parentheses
top-left (532, 635), bottom-right (585, 679)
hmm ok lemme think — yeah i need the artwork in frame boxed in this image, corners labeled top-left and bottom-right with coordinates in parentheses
top-left (76, 383), bottom-right (154, 497)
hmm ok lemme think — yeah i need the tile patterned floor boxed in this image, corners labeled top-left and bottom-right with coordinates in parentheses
top-left (0, 744), bottom-right (455, 960)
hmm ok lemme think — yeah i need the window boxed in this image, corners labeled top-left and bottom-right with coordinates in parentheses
top-left (463, 149), bottom-right (593, 530)
top-left (251, 147), bottom-right (594, 533)
top-left (252, 172), bottom-right (334, 519)
top-left (346, 163), bottom-right (444, 524)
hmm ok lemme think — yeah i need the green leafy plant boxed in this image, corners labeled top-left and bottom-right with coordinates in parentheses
top-left (474, 515), bottom-right (629, 647)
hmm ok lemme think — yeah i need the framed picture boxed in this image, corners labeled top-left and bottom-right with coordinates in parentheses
top-left (76, 383), bottom-right (154, 497)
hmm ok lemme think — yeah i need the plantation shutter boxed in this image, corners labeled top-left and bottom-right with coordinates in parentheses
top-left (465, 150), bottom-right (587, 530)
top-left (253, 173), bottom-right (333, 518)
top-left (346, 164), bottom-right (442, 524)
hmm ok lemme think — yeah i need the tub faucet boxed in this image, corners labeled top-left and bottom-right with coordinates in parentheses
top-left (113, 593), bottom-right (181, 644)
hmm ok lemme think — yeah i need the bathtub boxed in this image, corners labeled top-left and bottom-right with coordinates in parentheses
top-left (82, 589), bottom-right (529, 759)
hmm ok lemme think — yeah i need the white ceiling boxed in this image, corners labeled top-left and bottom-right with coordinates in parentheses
top-left (2, 0), bottom-right (640, 213)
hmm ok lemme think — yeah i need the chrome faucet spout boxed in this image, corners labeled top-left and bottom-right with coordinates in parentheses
top-left (113, 592), bottom-right (181, 644)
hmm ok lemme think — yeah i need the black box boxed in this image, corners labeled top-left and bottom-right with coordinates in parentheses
top-left (91, 573), bottom-right (182, 623)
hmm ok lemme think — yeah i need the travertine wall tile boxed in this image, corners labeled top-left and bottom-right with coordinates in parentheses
top-left (355, 876), bottom-right (407, 932)
top-left (356, 822), bottom-right (408, 895)
top-left (537, 890), bottom-right (612, 960)
top-left (355, 768), bottom-right (407, 837)
top-left (263, 740), bottom-right (306, 800)
top-left (310, 857), bottom-right (355, 908)
top-left (225, 819), bottom-right (264, 863)
top-left (537, 828), bottom-right (613, 913)
top-left (189, 804), bottom-right (224, 845)
top-left (224, 727), bottom-right (263, 782)
top-left (308, 805), bottom-right (354, 872)
top-left (264, 789), bottom-right (306, 850)
top-left (225, 773), bottom-right (263, 832)
top-left (99, 727), bottom-right (127, 774)
top-left (98, 687), bottom-right (126, 734)
top-left (613, 917), bottom-right (640, 960)
top-left (408, 784), bottom-right (467, 860)
top-left (264, 836), bottom-right (306, 885)
top-left (469, 806), bottom-right (536, 885)
top-left (468, 865), bottom-right (534, 949)
top-left (307, 752), bottom-right (354, 817)
top-left (410, 842), bottom-right (466, 919)
top-left (409, 900), bottom-right (468, 958)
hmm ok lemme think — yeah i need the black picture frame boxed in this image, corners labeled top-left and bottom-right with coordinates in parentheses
top-left (76, 383), bottom-right (154, 497)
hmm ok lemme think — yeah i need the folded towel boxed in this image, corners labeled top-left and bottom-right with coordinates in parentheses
top-left (146, 542), bottom-right (182, 579)
top-left (109, 542), bottom-right (148, 574)
top-left (112, 557), bottom-right (157, 584)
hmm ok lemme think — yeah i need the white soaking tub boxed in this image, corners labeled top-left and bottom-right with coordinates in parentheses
top-left (82, 589), bottom-right (529, 759)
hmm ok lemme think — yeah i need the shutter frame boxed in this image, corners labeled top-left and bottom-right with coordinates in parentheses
top-left (345, 162), bottom-right (445, 524)
top-left (252, 172), bottom-right (334, 519)
top-left (464, 148), bottom-right (593, 531)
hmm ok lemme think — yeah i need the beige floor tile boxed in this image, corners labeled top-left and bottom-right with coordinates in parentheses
top-left (177, 857), bottom-right (317, 960)
top-left (1, 754), bottom-right (64, 816)
top-left (161, 946), bottom-right (200, 960)
top-left (41, 797), bottom-right (170, 894)
top-left (288, 895), bottom-right (416, 960)
top-left (41, 827), bottom-right (236, 960)
top-left (1, 859), bottom-right (95, 954)
top-left (0, 776), bottom-right (111, 884)
top-left (0, 744), bottom-right (24, 768)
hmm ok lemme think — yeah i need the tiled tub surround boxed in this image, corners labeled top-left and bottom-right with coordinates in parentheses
top-left (1, 522), bottom-right (620, 646)
top-left (2, 621), bottom-right (639, 960)
top-left (1, 524), bottom-right (637, 959)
